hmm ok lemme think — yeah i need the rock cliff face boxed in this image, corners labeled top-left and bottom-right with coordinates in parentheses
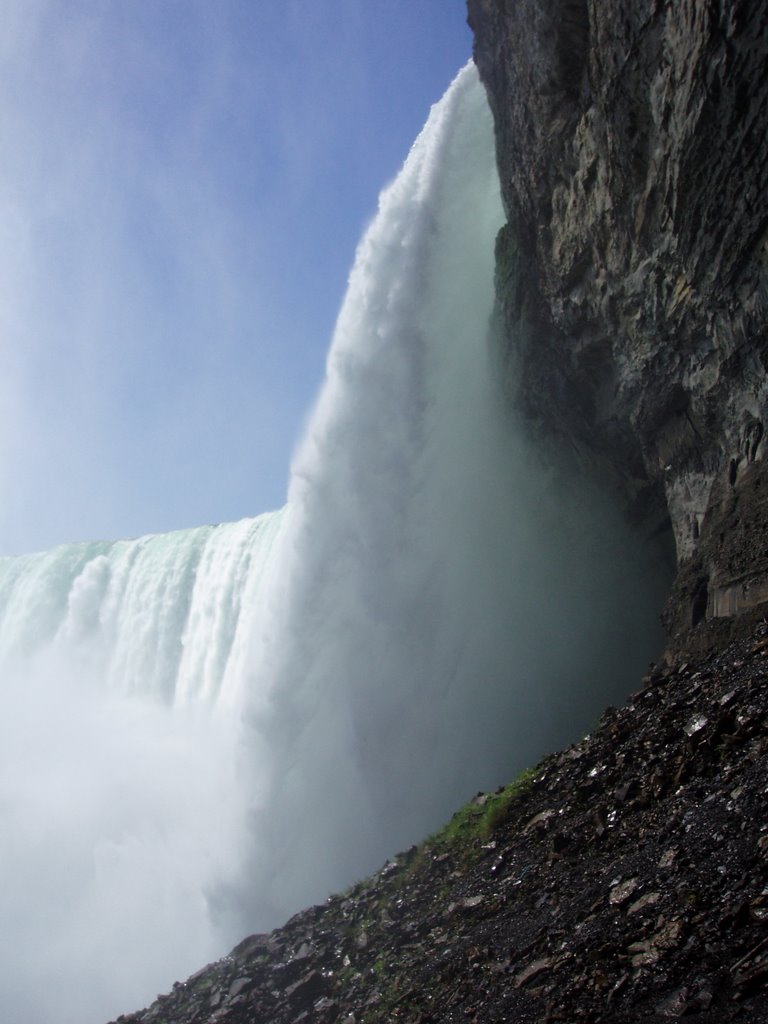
top-left (467, 0), bottom-right (768, 645)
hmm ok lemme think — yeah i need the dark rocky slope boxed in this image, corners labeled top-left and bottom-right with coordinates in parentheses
top-left (108, 4), bottom-right (768, 1021)
top-left (468, 0), bottom-right (768, 644)
top-left (113, 624), bottom-right (768, 1023)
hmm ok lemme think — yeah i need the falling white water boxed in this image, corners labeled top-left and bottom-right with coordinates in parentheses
top-left (0, 512), bottom-right (284, 705)
top-left (238, 64), bottom-right (669, 923)
top-left (0, 65), bottom-right (668, 1024)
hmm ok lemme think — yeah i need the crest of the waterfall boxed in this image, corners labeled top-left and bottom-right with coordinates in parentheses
top-left (240, 63), bottom-right (667, 924)
top-left (0, 512), bottom-right (283, 704)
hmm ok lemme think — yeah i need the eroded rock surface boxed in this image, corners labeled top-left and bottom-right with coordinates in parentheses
top-left (468, 0), bottom-right (768, 641)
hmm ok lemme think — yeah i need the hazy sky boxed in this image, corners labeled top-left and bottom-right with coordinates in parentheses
top-left (0, 0), bottom-right (472, 555)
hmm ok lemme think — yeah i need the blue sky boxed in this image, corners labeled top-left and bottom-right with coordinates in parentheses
top-left (0, 1), bottom-right (473, 555)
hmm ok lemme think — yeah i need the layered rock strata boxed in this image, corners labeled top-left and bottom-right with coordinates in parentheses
top-left (468, 0), bottom-right (768, 643)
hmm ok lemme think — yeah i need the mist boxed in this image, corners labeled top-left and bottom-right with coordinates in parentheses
top-left (0, 518), bottom-right (285, 1022)
top-left (0, 666), bottom-right (246, 1022)
top-left (0, 66), bottom-right (669, 1023)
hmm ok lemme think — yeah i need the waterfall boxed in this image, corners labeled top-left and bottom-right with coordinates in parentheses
top-left (0, 65), bottom-right (667, 1024)
top-left (235, 63), bottom-right (668, 924)
top-left (0, 512), bottom-right (284, 705)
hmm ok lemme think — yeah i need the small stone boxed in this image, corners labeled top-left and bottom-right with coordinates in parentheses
top-left (628, 891), bottom-right (662, 915)
top-left (627, 940), bottom-right (650, 954)
top-left (470, 792), bottom-right (490, 806)
top-left (652, 919), bottom-right (684, 950)
top-left (313, 996), bottom-right (339, 1016)
top-left (691, 986), bottom-right (714, 1010)
top-left (515, 958), bottom-right (552, 988)
top-left (285, 970), bottom-right (327, 1007)
top-left (659, 848), bottom-right (678, 869)
top-left (525, 809), bottom-right (556, 832)
top-left (227, 977), bottom-right (251, 999)
top-left (615, 779), bottom-right (639, 803)
top-left (609, 878), bottom-right (640, 905)
top-left (654, 986), bottom-right (690, 1017)
top-left (608, 972), bottom-right (629, 1002)
top-left (631, 950), bottom-right (660, 969)
top-left (684, 714), bottom-right (709, 737)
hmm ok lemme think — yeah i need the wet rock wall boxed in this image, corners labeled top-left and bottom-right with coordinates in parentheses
top-left (467, 0), bottom-right (768, 643)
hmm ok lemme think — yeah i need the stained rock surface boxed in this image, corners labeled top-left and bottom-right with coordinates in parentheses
top-left (112, 623), bottom-right (768, 1023)
top-left (468, 0), bottom-right (768, 640)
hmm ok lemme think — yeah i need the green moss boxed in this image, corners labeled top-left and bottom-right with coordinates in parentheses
top-left (331, 766), bottom-right (538, 955)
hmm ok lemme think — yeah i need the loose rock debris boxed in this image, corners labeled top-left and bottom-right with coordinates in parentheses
top-left (111, 623), bottom-right (768, 1023)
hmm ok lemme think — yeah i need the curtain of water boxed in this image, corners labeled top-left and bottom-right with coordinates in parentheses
top-left (0, 65), bottom-right (667, 1023)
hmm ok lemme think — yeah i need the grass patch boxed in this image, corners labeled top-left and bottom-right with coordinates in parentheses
top-left (332, 766), bottom-right (538, 907)
top-left (424, 768), bottom-right (536, 854)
